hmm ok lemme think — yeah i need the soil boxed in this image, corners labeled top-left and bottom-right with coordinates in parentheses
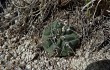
top-left (0, 0), bottom-right (110, 70)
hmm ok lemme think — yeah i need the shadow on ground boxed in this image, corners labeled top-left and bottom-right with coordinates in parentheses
top-left (85, 60), bottom-right (110, 70)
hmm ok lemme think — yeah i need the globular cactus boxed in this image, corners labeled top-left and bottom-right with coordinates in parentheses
top-left (42, 20), bottom-right (79, 56)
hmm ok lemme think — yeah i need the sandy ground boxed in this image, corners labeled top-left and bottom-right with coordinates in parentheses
top-left (0, 0), bottom-right (110, 70)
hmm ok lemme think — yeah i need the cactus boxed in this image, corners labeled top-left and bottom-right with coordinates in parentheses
top-left (42, 20), bottom-right (79, 56)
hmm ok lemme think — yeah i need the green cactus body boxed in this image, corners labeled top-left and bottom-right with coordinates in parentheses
top-left (42, 20), bottom-right (79, 56)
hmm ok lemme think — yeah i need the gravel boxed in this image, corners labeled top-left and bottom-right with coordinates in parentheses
top-left (0, 33), bottom-right (110, 70)
top-left (0, 0), bottom-right (110, 70)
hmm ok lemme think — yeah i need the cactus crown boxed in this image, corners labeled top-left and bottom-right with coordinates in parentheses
top-left (42, 20), bottom-right (79, 56)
